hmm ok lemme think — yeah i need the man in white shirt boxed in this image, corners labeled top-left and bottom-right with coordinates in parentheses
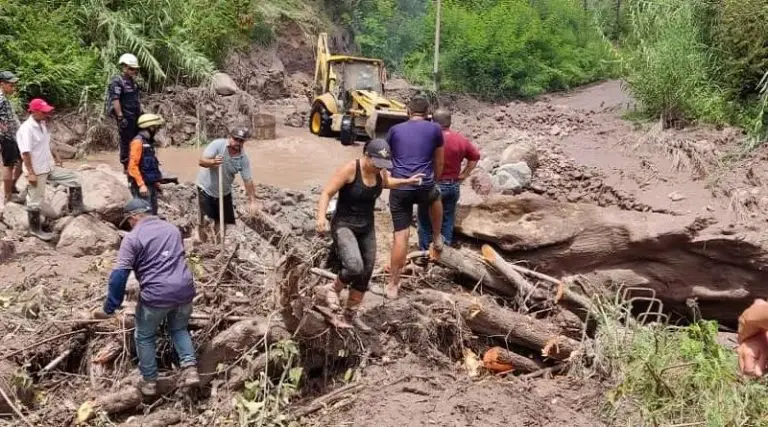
top-left (16, 98), bottom-right (84, 241)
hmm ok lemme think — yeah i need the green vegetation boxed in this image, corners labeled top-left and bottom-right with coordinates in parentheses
top-left (584, 296), bottom-right (768, 426)
top-left (0, 0), bottom-right (322, 107)
top-left (339, 0), bottom-right (616, 99)
top-left (594, 0), bottom-right (768, 141)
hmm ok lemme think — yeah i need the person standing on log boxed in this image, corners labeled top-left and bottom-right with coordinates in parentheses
top-left (126, 114), bottom-right (165, 215)
top-left (416, 109), bottom-right (480, 251)
top-left (106, 53), bottom-right (142, 171)
top-left (196, 128), bottom-right (258, 240)
top-left (385, 94), bottom-right (445, 299)
top-left (96, 198), bottom-right (200, 396)
top-left (316, 139), bottom-right (424, 330)
top-left (16, 98), bottom-right (84, 241)
top-left (0, 71), bottom-right (23, 204)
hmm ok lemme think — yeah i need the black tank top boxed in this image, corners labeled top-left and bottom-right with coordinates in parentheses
top-left (333, 159), bottom-right (383, 230)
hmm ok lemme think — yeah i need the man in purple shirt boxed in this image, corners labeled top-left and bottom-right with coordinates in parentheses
top-left (97, 198), bottom-right (199, 396)
top-left (385, 95), bottom-right (445, 299)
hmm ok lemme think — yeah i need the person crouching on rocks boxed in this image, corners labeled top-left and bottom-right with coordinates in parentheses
top-left (95, 198), bottom-right (200, 396)
top-left (127, 114), bottom-right (165, 215)
top-left (16, 98), bottom-right (84, 241)
top-left (315, 139), bottom-right (424, 331)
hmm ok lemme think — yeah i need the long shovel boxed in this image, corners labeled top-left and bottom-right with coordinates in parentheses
top-left (218, 164), bottom-right (225, 251)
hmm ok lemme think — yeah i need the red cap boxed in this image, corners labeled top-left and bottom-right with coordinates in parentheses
top-left (28, 98), bottom-right (54, 113)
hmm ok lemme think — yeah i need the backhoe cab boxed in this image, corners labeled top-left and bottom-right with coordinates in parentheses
top-left (309, 32), bottom-right (408, 145)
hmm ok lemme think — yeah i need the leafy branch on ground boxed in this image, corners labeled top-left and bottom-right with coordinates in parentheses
top-left (234, 339), bottom-right (303, 427)
top-left (577, 290), bottom-right (768, 426)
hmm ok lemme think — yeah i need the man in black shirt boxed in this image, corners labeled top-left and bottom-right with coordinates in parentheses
top-left (107, 53), bottom-right (142, 170)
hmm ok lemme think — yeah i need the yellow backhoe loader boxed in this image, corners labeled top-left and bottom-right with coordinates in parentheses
top-left (309, 32), bottom-right (409, 145)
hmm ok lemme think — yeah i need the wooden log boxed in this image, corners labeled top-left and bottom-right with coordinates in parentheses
top-left (415, 289), bottom-right (581, 360)
top-left (487, 348), bottom-right (545, 373)
top-left (77, 316), bottom-right (291, 421)
top-left (431, 246), bottom-right (512, 297)
top-left (480, 245), bottom-right (543, 301)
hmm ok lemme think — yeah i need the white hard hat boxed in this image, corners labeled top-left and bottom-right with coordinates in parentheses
top-left (118, 53), bottom-right (139, 68)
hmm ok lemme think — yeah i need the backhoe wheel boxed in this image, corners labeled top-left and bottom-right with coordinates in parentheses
top-left (309, 103), bottom-right (333, 137)
top-left (339, 115), bottom-right (356, 146)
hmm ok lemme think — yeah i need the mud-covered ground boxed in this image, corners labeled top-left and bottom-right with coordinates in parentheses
top-left (0, 75), bottom-right (762, 426)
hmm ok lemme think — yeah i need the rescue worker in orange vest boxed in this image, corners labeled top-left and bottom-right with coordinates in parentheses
top-left (126, 114), bottom-right (164, 215)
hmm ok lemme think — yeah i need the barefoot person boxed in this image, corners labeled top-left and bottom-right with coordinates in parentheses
top-left (316, 139), bottom-right (423, 330)
top-left (196, 127), bottom-right (258, 241)
top-left (126, 114), bottom-right (165, 215)
top-left (96, 198), bottom-right (199, 396)
top-left (0, 71), bottom-right (23, 203)
top-left (417, 108), bottom-right (480, 249)
top-left (385, 95), bottom-right (445, 299)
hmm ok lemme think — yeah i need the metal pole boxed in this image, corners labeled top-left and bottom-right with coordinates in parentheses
top-left (432, 0), bottom-right (442, 93)
top-left (218, 165), bottom-right (225, 250)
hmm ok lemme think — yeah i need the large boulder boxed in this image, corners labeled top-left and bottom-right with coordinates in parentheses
top-left (500, 142), bottom-right (539, 171)
top-left (54, 142), bottom-right (78, 160)
top-left (40, 187), bottom-right (69, 220)
top-left (57, 214), bottom-right (120, 257)
top-left (1, 202), bottom-right (28, 230)
top-left (79, 165), bottom-right (131, 225)
top-left (491, 162), bottom-right (532, 194)
top-left (211, 72), bottom-right (239, 96)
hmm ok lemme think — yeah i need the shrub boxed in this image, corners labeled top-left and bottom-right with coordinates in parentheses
top-left (620, 0), bottom-right (731, 125)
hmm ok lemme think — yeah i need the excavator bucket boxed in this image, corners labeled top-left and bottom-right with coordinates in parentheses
top-left (365, 110), bottom-right (409, 139)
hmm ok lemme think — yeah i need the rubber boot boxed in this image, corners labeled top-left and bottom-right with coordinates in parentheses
top-left (27, 209), bottom-right (53, 241)
top-left (68, 185), bottom-right (84, 216)
top-left (344, 289), bottom-right (372, 332)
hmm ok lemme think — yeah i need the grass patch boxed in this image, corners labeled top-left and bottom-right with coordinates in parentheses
top-left (582, 293), bottom-right (768, 426)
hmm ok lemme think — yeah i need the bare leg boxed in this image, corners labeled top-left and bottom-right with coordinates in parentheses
top-left (386, 229), bottom-right (410, 299)
top-left (429, 198), bottom-right (444, 252)
top-left (3, 166), bottom-right (13, 203)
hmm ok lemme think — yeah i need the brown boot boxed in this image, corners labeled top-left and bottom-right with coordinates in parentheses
top-left (344, 289), bottom-right (372, 332)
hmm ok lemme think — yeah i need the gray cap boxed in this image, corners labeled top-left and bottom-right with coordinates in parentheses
top-left (0, 71), bottom-right (18, 83)
top-left (364, 139), bottom-right (394, 169)
top-left (119, 198), bottom-right (152, 226)
top-left (230, 127), bottom-right (250, 141)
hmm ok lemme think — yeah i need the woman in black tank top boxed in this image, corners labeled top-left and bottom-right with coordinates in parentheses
top-left (316, 139), bottom-right (424, 330)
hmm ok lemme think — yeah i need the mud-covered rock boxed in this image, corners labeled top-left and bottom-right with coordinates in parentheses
top-left (79, 165), bottom-right (131, 225)
top-left (212, 72), bottom-right (239, 96)
top-left (41, 188), bottom-right (69, 220)
top-left (55, 142), bottom-right (78, 160)
top-left (497, 162), bottom-right (532, 188)
top-left (1, 202), bottom-right (28, 230)
top-left (0, 239), bottom-right (15, 262)
top-left (57, 214), bottom-right (120, 257)
top-left (492, 171), bottom-right (523, 194)
top-left (470, 171), bottom-right (494, 196)
top-left (500, 142), bottom-right (538, 171)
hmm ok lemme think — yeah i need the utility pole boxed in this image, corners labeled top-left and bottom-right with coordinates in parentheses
top-left (432, 0), bottom-right (442, 94)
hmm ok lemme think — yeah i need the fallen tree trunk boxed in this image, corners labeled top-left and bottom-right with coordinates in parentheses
top-left (77, 315), bottom-right (291, 421)
top-left (430, 246), bottom-right (512, 297)
top-left (481, 245), bottom-right (594, 314)
top-left (415, 289), bottom-right (581, 360)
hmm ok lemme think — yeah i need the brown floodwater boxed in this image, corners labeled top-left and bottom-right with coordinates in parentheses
top-left (69, 126), bottom-right (361, 189)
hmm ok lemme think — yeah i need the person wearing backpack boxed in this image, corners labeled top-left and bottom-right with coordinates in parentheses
top-left (126, 114), bottom-right (165, 215)
top-left (106, 53), bottom-right (143, 170)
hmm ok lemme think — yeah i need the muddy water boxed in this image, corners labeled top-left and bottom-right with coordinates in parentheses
top-left (72, 126), bottom-right (361, 189)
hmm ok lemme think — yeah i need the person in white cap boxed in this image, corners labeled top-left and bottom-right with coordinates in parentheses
top-left (106, 53), bottom-right (142, 170)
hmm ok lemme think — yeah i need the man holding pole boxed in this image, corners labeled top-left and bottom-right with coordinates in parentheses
top-left (196, 128), bottom-right (258, 241)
